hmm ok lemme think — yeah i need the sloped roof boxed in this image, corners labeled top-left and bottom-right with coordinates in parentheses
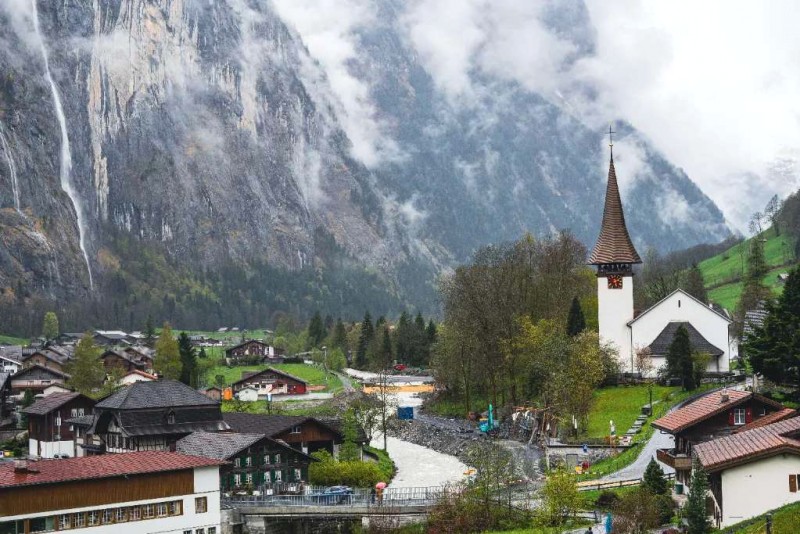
top-left (226, 339), bottom-right (269, 353)
top-left (65, 414), bottom-right (95, 427)
top-left (652, 390), bottom-right (784, 434)
top-left (22, 392), bottom-right (91, 415)
top-left (223, 413), bottom-right (342, 440)
top-left (232, 366), bottom-right (308, 387)
top-left (11, 364), bottom-right (69, 380)
top-left (734, 407), bottom-right (797, 433)
top-left (588, 156), bottom-right (642, 265)
top-left (96, 380), bottom-right (219, 410)
top-left (0, 451), bottom-right (224, 489)
top-left (629, 288), bottom-right (732, 326)
top-left (177, 431), bottom-right (265, 459)
top-left (695, 415), bottom-right (800, 472)
top-left (647, 322), bottom-right (724, 357)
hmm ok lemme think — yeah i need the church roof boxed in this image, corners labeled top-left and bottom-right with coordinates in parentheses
top-left (646, 321), bottom-right (724, 357)
top-left (588, 156), bottom-right (642, 265)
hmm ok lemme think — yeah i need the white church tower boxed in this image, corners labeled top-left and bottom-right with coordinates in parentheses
top-left (588, 136), bottom-right (642, 370)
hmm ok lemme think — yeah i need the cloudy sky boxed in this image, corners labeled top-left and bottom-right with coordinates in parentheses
top-left (273, 0), bottom-right (800, 233)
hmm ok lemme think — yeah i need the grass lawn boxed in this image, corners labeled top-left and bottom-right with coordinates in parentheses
top-left (723, 500), bottom-right (800, 533)
top-left (423, 392), bottom-right (491, 418)
top-left (585, 385), bottom-right (675, 439)
top-left (0, 333), bottom-right (27, 345)
top-left (205, 363), bottom-right (343, 393)
top-left (708, 265), bottom-right (787, 310)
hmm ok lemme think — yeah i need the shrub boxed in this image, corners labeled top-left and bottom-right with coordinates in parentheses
top-left (309, 451), bottom-right (385, 488)
top-left (595, 490), bottom-right (621, 509)
top-left (654, 493), bottom-right (676, 525)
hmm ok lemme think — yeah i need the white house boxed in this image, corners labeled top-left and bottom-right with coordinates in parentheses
top-left (236, 387), bottom-right (259, 402)
top-left (694, 415), bottom-right (800, 527)
top-left (0, 451), bottom-right (223, 534)
top-left (119, 369), bottom-right (157, 386)
top-left (589, 150), bottom-right (732, 374)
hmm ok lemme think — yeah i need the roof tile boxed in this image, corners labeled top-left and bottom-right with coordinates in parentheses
top-left (588, 157), bottom-right (642, 265)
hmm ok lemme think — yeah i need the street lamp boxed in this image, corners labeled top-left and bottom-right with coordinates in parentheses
top-left (321, 346), bottom-right (328, 384)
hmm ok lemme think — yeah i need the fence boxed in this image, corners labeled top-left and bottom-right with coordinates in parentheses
top-left (224, 486), bottom-right (452, 508)
top-left (576, 472), bottom-right (675, 492)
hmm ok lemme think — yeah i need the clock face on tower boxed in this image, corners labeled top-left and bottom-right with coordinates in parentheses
top-left (607, 274), bottom-right (623, 289)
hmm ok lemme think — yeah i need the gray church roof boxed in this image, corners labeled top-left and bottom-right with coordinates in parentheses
top-left (96, 380), bottom-right (219, 410)
top-left (647, 321), bottom-right (724, 357)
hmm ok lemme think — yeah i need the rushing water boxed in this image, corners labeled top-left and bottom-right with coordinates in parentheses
top-left (0, 122), bottom-right (20, 212)
top-left (31, 0), bottom-right (94, 290)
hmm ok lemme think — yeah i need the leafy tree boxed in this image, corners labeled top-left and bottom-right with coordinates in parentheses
top-left (198, 346), bottom-right (207, 359)
top-left (338, 408), bottom-right (361, 462)
top-left (178, 332), bottom-right (198, 387)
top-left (611, 488), bottom-right (662, 533)
top-left (642, 458), bottom-right (669, 496)
top-left (214, 374), bottom-right (226, 388)
top-left (355, 312), bottom-right (374, 369)
top-left (65, 333), bottom-right (105, 397)
top-left (666, 325), bottom-right (696, 390)
top-left (684, 264), bottom-right (708, 304)
top-left (327, 347), bottom-right (347, 371)
top-left (565, 296), bottom-right (586, 337)
top-left (539, 468), bottom-right (581, 526)
top-left (42, 312), bottom-right (59, 341)
top-left (746, 266), bottom-right (800, 388)
top-left (154, 323), bottom-right (182, 380)
top-left (685, 459), bottom-right (711, 534)
top-left (307, 311), bottom-right (326, 348)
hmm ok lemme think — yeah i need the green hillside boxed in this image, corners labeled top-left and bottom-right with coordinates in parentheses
top-left (700, 227), bottom-right (796, 310)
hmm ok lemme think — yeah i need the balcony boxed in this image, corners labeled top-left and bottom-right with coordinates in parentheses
top-left (657, 448), bottom-right (692, 470)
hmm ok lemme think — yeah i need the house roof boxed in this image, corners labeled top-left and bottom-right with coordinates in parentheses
top-left (11, 364), bottom-right (70, 381)
top-left (694, 415), bottom-right (800, 472)
top-left (232, 367), bottom-right (308, 387)
top-left (223, 413), bottom-right (341, 439)
top-left (22, 392), bottom-right (91, 415)
top-left (226, 339), bottom-right (269, 353)
top-left (646, 322), bottom-right (725, 357)
top-left (0, 451), bottom-right (224, 489)
top-left (22, 350), bottom-right (67, 366)
top-left (95, 380), bottom-right (219, 410)
top-left (123, 369), bottom-right (157, 380)
top-left (734, 408), bottom-right (797, 433)
top-left (588, 156), bottom-right (642, 265)
top-left (94, 330), bottom-right (128, 340)
top-left (65, 415), bottom-right (95, 427)
top-left (628, 288), bottom-right (732, 326)
top-left (176, 431), bottom-right (312, 461)
top-left (652, 390), bottom-right (784, 434)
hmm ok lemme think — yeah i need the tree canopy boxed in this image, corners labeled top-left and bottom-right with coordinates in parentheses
top-left (154, 323), bottom-right (182, 380)
top-left (65, 333), bottom-right (105, 397)
top-left (42, 312), bottom-right (59, 341)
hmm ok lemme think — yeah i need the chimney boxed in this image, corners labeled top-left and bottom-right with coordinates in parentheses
top-left (720, 389), bottom-right (729, 403)
top-left (13, 459), bottom-right (39, 474)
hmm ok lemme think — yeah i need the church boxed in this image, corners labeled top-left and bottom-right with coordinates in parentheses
top-left (589, 147), bottom-right (733, 375)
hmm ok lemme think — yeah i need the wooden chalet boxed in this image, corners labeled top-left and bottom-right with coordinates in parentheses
top-left (22, 348), bottom-right (70, 373)
top-left (100, 349), bottom-right (146, 374)
top-left (225, 340), bottom-right (282, 363)
top-left (92, 330), bottom-right (129, 346)
top-left (10, 365), bottom-right (69, 396)
top-left (177, 431), bottom-right (313, 493)
top-left (223, 413), bottom-right (364, 458)
top-left (87, 380), bottom-right (229, 454)
top-left (231, 367), bottom-right (307, 396)
top-left (652, 389), bottom-right (787, 485)
top-left (23, 392), bottom-right (96, 458)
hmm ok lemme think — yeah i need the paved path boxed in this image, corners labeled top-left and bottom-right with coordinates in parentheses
top-left (371, 434), bottom-right (468, 488)
top-left (334, 371), bottom-right (355, 393)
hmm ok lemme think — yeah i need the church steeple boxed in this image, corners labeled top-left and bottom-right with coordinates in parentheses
top-left (588, 154), bottom-right (642, 265)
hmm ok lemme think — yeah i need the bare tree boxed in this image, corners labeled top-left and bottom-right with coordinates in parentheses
top-left (634, 345), bottom-right (654, 378)
top-left (764, 194), bottom-right (782, 235)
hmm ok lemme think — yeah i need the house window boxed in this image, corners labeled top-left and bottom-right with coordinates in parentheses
top-left (71, 408), bottom-right (77, 417)
top-left (291, 425), bottom-right (301, 434)
top-left (74, 513), bottom-right (86, 527)
top-left (791, 474), bottom-right (798, 493)
top-left (209, 528), bottom-right (217, 534)
top-left (234, 473), bottom-right (242, 486)
top-left (102, 508), bottom-right (114, 523)
top-left (294, 468), bottom-right (302, 481)
top-left (28, 517), bottom-right (54, 532)
top-left (195, 497), bottom-right (208, 513)
top-left (129, 507), bottom-right (141, 521)
top-left (733, 408), bottom-right (746, 425)
top-left (157, 503), bottom-right (168, 517)
top-left (760, 407), bottom-right (767, 416)
top-left (196, 529), bottom-right (205, 534)
top-left (264, 454), bottom-right (270, 465)
top-left (170, 501), bottom-right (182, 515)
top-left (234, 457), bottom-right (241, 468)
top-left (274, 470), bottom-right (282, 482)
top-left (144, 504), bottom-right (155, 518)
top-left (59, 514), bottom-right (71, 529)
top-left (116, 508), bottom-right (127, 522)
top-left (275, 453), bottom-right (281, 464)
top-left (246, 473), bottom-right (253, 484)
top-left (78, 408), bottom-right (84, 416)
top-left (167, 411), bottom-right (176, 424)
top-left (245, 456), bottom-right (252, 467)
top-left (88, 510), bottom-right (99, 525)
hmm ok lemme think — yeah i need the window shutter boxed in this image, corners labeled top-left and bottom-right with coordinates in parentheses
top-left (728, 410), bottom-right (735, 426)
top-left (745, 407), bottom-right (753, 424)
top-left (790, 475), bottom-right (797, 493)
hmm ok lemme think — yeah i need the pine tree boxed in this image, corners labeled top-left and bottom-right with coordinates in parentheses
top-left (394, 311), bottom-right (411, 363)
top-left (565, 296), bottom-right (586, 337)
top-left (331, 319), bottom-right (348, 350)
top-left (307, 311), bottom-right (326, 348)
top-left (154, 323), bottom-right (182, 380)
top-left (666, 325), bottom-right (696, 390)
top-left (42, 311), bottom-right (59, 341)
top-left (747, 266), bottom-right (800, 389)
top-left (685, 458), bottom-right (711, 534)
top-left (642, 458), bottom-right (669, 496)
top-left (685, 264), bottom-right (708, 304)
top-left (144, 315), bottom-right (156, 346)
top-left (178, 332), bottom-right (198, 387)
top-left (380, 327), bottom-right (393, 366)
top-left (355, 312), bottom-right (374, 369)
top-left (426, 320), bottom-right (437, 345)
top-left (65, 333), bottom-right (105, 396)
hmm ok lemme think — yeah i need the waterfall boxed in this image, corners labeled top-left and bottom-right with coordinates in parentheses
top-left (0, 122), bottom-right (20, 213)
top-left (31, 0), bottom-right (94, 290)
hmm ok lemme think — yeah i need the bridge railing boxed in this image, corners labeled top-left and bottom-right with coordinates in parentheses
top-left (223, 486), bottom-right (453, 508)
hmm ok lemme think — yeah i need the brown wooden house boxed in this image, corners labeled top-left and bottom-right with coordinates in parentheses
top-left (22, 349), bottom-right (69, 373)
top-left (100, 349), bottom-right (146, 374)
top-left (652, 389), bottom-right (787, 485)
top-left (225, 340), bottom-right (283, 363)
top-left (23, 392), bottom-right (96, 458)
top-left (177, 431), bottom-right (313, 493)
top-left (231, 367), bottom-right (307, 396)
top-left (10, 365), bottom-right (69, 396)
top-left (223, 413), bottom-right (364, 458)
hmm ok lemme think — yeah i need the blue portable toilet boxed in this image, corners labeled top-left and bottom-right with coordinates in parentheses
top-left (397, 406), bottom-right (414, 420)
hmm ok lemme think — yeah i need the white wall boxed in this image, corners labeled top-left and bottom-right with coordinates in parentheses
top-left (597, 275), bottom-right (635, 372)
top-left (3, 467), bottom-right (222, 534)
top-left (29, 438), bottom-right (75, 459)
top-left (630, 290), bottom-right (731, 375)
top-left (720, 454), bottom-right (800, 527)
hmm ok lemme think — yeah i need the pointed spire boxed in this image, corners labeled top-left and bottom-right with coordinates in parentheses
top-left (588, 154), bottom-right (642, 265)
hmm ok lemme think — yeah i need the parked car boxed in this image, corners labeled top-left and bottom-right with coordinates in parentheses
top-left (310, 486), bottom-right (354, 505)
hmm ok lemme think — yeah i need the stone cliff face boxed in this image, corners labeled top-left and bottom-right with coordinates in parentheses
top-left (0, 1), bottom-right (731, 330)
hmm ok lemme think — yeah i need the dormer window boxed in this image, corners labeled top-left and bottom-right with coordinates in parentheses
top-left (167, 411), bottom-right (176, 425)
top-left (290, 426), bottom-right (301, 434)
